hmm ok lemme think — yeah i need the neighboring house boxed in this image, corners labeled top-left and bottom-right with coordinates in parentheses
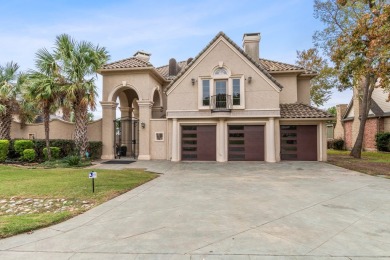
top-left (334, 88), bottom-right (390, 151)
top-left (97, 32), bottom-right (333, 162)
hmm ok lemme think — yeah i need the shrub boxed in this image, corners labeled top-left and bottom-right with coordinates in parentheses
top-left (43, 147), bottom-right (61, 160)
top-left (22, 149), bottom-right (36, 162)
top-left (332, 139), bottom-right (345, 150)
top-left (0, 140), bottom-right (9, 162)
top-left (14, 140), bottom-right (34, 156)
top-left (88, 141), bottom-right (103, 159)
top-left (327, 140), bottom-right (334, 149)
top-left (31, 139), bottom-right (102, 160)
top-left (66, 155), bottom-right (81, 166)
top-left (375, 132), bottom-right (390, 152)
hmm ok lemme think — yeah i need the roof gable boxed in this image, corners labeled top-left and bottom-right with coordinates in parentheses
top-left (166, 32), bottom-right (284, 95)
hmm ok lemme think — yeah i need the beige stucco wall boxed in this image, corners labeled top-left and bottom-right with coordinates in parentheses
top-left (10, 119), bottom-right (102, 141)
top-left (167, 39), bottom-right (280, 111)
top-left (102, 70), bottom-right (163, 103)
top-left (149, 119), bottom-right (168, 159)
top-left (274, 74), bottom-right (298, 104)
top-left (384, 117), bottom-right (390, 132)
top-left (296, 77), bottom-right (311, 105)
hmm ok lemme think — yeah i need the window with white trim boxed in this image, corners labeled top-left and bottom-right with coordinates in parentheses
top-left (198, 65), bottom-right (245, 109)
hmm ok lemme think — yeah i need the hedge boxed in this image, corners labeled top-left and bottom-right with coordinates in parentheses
top-left (43, 147), bottom-right (61, 160)
top-left (14, 140), bottom-right (34, 155)
top-left (32, 139), bottom-right (102, 159)
top-left (0, 140), bottom-right (9, 162)
top-left (22, 149), bottom-right (36, 162)
top-left (375, 132), bottom-right (390, 152)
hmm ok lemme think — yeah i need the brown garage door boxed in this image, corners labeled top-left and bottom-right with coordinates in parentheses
top-left (280, 125), bottom-right (317, 161)
top-left (228, 125), bottom-right (264, 161)
top-left (181, 125), bottom-right (216, 161)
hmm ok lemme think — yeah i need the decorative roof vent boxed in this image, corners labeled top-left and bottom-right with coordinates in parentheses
top-left (186, 57), bottom-right (193, 65)
top-left (169, 58), bottom-right (177, 76)
top-left (134, 50), bottom-right (151, 62)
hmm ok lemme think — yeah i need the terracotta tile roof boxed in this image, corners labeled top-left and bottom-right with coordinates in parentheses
top-left (259, 58), bottom-right (316, 74)
top-left (280, 103), bottom-right (333, 118)
top-left (165, 32), bottom-right (284, 91)
top-left (101, 57), bottom-right (153, 70)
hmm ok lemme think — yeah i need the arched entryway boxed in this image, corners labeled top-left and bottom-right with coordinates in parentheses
top-left (100, 84), bottom-right (141, 159)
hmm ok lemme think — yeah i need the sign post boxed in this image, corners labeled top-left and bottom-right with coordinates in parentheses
top-left (89, 171), bottom-right (97, 193)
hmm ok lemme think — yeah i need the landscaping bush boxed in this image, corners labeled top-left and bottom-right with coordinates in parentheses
top-left (65, 155), bottom-right (81, 166)
top-left (14, 140), bottom-right (34, 156)
top-left (0, 140), bottom-right (9, 162)
top-left (327, 140), bottom-right (334, 149)
top-left (43, 147), bottom-right (61, 160)
top-left (375, 132), bottom-right (390, 152)
top-left (332, 139), bottom-right (345, 150)
top-left (88, 141), bottom-right (103, 159)
top-left (22, 149), bottom-right (36, 162)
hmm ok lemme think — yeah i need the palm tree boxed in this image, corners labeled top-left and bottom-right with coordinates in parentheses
top-left (25, 48), bottom-right (62, 160)
top-left (54, 34), bottom-right (109, 157)
top-left (0, 62), bottom-right (22, 140)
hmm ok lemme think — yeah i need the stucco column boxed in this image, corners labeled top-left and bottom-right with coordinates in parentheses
top-left (119, 107), bottom-right (133, 157)
top-left (274, 118), bottom-right (281, 162)
top-left (137, 100), bottom-right (153, 160)
top-left (266, 117), bottom-right (276, 163)
top-left (319, 122), bottom-right (327, 161)
top-left (100, 101), bottom-right (118, 159)
top-left (171, 118), bottom-right (179, 162)
top-left (217, 118), bottom-right (226, 162)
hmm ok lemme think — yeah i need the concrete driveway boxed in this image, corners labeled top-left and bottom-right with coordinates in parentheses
top-left (0, 161), bottom-right (389, 259)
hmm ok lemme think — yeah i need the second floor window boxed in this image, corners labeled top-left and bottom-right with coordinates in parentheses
top-left (233, 79), bottom-right (240, 105)
top-left (202, 79), bottom-right (210, 106)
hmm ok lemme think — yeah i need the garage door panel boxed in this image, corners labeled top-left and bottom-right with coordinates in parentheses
top-left (182, 125), bottom-right (216, 161)
top-left (228, 125), bottom-right (264, 161)
top-left (280, 125), bottom-right (317, 161)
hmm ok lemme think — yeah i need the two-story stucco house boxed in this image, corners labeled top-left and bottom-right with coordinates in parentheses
top-left (97, 32), bottom-right (333, 162)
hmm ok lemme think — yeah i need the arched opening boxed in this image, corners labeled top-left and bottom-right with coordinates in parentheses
top-left (111, 85), bottom-right (140, 159)
top-left (151, 87), bottom-right (164, 119)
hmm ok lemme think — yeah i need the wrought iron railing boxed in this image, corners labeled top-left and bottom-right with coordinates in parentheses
top-left (210, 94), bottom-right (232, 111)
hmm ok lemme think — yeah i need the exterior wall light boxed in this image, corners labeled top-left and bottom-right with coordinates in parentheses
top-left (248, 76), bottom-right (252, 83)
top-left (191, 78), bottom-right (196, 85)
top-left (141, 122), bottom-right (146, 129)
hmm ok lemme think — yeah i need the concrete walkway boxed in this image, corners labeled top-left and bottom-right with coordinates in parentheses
top-left (0, 161), bottom-right (389, 259)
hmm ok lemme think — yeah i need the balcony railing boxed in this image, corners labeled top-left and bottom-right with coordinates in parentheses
top-left (210, 94), bottom-right (232, 112)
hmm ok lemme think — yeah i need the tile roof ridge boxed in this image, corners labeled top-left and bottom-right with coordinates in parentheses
top-left (103, 56), bottom-right (153, 67)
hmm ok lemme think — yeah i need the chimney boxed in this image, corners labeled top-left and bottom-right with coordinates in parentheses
top-left (169, 58), bottom-right (177, 76)
top-left (242, 33), bottom-right (260, 61)
top-left (134, 50), bottom-right (151, 62)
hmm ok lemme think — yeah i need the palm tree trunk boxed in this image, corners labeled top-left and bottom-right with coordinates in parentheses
top-left (43, 104), bottom-right (51, 160)
top-left (350, 75), bottom-right (375, 158)
top-left (0, 103), bottom-right (13, 140)
top-left (74, 102), bottom-right (88, 158)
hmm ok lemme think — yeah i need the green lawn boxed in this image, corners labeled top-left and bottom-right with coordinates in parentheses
top-left (327, 150), bottom-right (390, 177)
top-left (0, 166), bottom-right (157, 238)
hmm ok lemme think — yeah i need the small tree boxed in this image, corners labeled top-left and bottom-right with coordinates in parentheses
top-left (296, 48), bottom-right (340, 106)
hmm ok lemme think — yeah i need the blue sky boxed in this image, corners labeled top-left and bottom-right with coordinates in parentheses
top-left (0, 0), bottom-right (351, 118)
